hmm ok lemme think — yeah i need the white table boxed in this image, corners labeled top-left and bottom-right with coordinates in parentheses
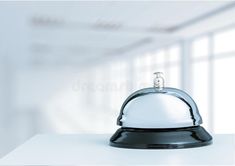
top-left (0, 134), bottom-right (234, 165)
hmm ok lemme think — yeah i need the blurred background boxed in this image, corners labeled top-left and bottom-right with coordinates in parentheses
top-left (0, 1), bottom-right (235, 157)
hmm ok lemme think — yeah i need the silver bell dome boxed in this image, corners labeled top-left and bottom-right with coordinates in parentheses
top-left (110, 72), bottom-right (212, 149)
top-left (117, 72), bottom-right (202, 129)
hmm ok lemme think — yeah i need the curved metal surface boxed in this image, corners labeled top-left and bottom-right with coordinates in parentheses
top-left (117, 87), bottom-right (202, 128)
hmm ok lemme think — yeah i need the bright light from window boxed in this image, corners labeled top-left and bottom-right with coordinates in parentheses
top-left (155, 50), bottom-right (165, 64)
top-left (168, 65), bottom-right (180, 88)
top-left (191, 27), bottom-right (235, 134)
top-left (214, 57), bottom-right (235, 134)
top-left (192, 36), bottom-right (209, 58)
top-left (109, 61), bottom-right (128, 111)
top-left (192, 61), bottom-right (210, 131)
top-left (168, 45), bottom-right (180, 63)
top-left (214, 28), bottom-right (235, 54)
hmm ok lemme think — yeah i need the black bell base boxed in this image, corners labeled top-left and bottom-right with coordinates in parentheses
top-left (110, 126), bottom-right (212, 149)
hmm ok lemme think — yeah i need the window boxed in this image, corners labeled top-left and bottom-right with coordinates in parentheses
top-left (214, 57), bottom-right (235, 133)
top-left (192, 61), bottom-right (210, 130)
top-left (191, 28), bottom-right (235, 134)
top-left (109, 61), bottom-right (128, 112)
top-left (192, 36), bottom-right (209, 58)
top-left (214, 28), bottom-right (235, 54)
top-left (133, 52), bottom-right (161, 90)
top-left (133, 44), bottom-right (181, 90)
top-left (166, 44), bottom-right (181, 88)
top-left (213, 28), bottom-right (235, 133)
top-left (191, 36), bottom-right (210, 131)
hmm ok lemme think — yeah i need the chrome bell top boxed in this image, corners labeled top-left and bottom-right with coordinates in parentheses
top-left (117, 72), bottom-right (202, 129)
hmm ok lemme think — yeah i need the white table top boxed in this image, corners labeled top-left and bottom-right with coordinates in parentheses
top-left (0, 134), bottom-right (234, 165)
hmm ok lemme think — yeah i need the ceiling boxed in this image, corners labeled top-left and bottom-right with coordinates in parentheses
top-left (0, 1), bottom-right (234, 67)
